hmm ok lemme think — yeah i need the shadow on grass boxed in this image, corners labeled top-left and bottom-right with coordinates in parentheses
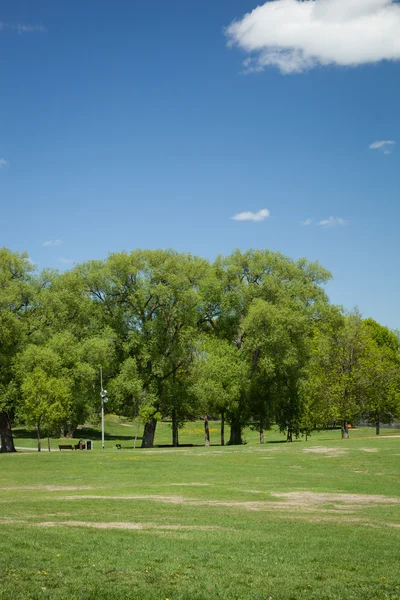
top-left (267, 439), bottom-right (302, 444)
top-left (13, 426), bottom-right (142, 443)
top-left (76, 427), bottom-right (143, 442)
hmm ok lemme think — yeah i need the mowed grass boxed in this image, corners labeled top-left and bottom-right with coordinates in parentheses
top-left (1, 420), bottom-right (400, 600)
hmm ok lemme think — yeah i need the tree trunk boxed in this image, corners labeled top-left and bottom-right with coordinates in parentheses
top-left (287, 429), bottom-right (293, 443)
top-left (61, 424), bottom-right (77, 438)
top-left (204, 414), bottom-right (211, 447)
top-left (0, 411), bottom-right (16, 453)
top-left (37, 424), bottom-right (41, 452)
top-left (259, 425), bottom-right (265, 444)
top-left (220, 412), bottom-right (225, 446)
top-left (341, 420), bottom-right (349, 439)
top-left (228, 415), bottom-right (243, 445)
top-left (141, 417), bottom-right (157, 448)
top-left (68, 426), bottom-right (77, 438)
top-left (48, 436), bottom-right (51, 452)
top-left (172, 411), bottom-right (179, 447)
top-left (376, 420), bottom-right (380, 436)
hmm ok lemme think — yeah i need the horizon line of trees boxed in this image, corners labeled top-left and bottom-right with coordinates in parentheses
top-left (0, 246), bottom-right (399, 453)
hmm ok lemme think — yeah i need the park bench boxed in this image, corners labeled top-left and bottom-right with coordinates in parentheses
top-left (58, 444), bottom-right (74, 451)
top-left (74, 443), bottom-right (86, 450)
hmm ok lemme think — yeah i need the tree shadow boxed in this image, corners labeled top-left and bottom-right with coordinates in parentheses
top-left (76, 427), bottom-right (142, 442)
top-left (13, 426), bottom-right (142, 443)
top-left (267, 439), bottom-right (302, 444)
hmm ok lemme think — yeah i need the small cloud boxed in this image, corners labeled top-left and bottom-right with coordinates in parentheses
top-left (0, 159), bottom-right (9, 168)
top-left (57, 258), bottom-right (74, 265)
top-left (369, 140), bottom-right (396, 155)
top-left (319, 217), bottom-right (349, 228)
top-left (301, 218), bottom-right (312, 227)
top-left (13, 24), bottom-right (47, 33)
top-left (1, 22), bottom-right (46, 34)
top-left (42, 239), bottom-right (63, 247)
top-left (232, 209), bottom-right (270, 222)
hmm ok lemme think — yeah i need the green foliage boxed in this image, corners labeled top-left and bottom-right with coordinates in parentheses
top-left (191, 337), bottom-right (246, 416)
top-left (360, 320), bottom-right (400, 429)
top-left (1, 246), bottom-right (399, 451)
top-left (0, 248), bottom-right (34, 412)
top-left (19, 367), bottom-right (71, 434)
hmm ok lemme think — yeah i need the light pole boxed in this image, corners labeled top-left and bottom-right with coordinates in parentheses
top-left (100, 367), bottom-right (108, 450)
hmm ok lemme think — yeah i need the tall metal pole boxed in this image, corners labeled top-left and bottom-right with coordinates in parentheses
top-left (100, 367), bottom-right (105, 450)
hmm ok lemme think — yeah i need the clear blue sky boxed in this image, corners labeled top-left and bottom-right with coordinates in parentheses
top-left (1, 0), bottom-right (399, 329)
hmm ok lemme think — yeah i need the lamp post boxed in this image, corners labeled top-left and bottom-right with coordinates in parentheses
top-left (100, 367), bottom-right (108, 450)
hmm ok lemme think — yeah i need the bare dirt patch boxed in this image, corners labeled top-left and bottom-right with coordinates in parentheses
top-left (360, 448), bottom-right (379, 453)
top-left (282, 515), bottom-right (368, 525)
top-left (56, 491), bottom-right (400, 516)
top-left (34, 521), bottom-right (220, 531)
top-left (59, 495), bottom-right (270, 511)
top-left (303, 446), bottom-right (347, 456)
top-left (196, 501), bottom-right (269, 511)
top-left (271, 492), bottom-right (400, 506)
top-left (0, 519), bottom-right (24, 525)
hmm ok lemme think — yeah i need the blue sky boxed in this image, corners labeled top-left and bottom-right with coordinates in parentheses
top-left (0, 0), bottom-right (399, 329)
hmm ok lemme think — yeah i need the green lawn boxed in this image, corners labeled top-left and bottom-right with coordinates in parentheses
top-left (1, 418), bottom-right (400, 600)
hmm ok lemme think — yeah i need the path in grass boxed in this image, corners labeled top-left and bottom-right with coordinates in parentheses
top-left (1, 425), bottom-right (399, 599)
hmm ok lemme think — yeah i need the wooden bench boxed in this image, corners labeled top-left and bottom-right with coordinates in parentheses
top-left (74, 443), bottom-right (86, 450)
top-left (58, 444), bottom-right (74, 451)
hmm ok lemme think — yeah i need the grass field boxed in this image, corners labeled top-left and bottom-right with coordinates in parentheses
top-left (1, 418), bottom-right (400, 600)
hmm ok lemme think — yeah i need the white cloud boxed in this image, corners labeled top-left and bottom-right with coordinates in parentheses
top-left (225, 0), bottom-right (400, 74)
top-left (319, 216), bottom-right (349, 227)
top-left (369, 140), bottom-right (396, 154)
top-left (301, 218), bottom-right (313, 226)
top-left (42, 239), bottom-right (63, 247)
top-left (13, 24), bottom-right (46, 33)
top-left (0, 159), bottom-right (9, 168)
top-left (0, 22), bottom-right (46, 34)
top-left (232, 208), bottom-right (270, 222)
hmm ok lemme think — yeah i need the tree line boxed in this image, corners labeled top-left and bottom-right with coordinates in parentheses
top-left (0, 247), bottom-right (399, 453)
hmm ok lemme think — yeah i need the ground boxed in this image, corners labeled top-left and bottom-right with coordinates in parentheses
top-left (1, 419), bottom-right (399, 600)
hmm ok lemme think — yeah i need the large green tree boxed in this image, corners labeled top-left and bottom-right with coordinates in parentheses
top-left (19, 368), bottom-right (71, 451)
top-left (14, 332), bottom-right (115, 442)
top-left (210, 250), bottom-right (332, 443)
top-left (191, 337), bottom-right (247, 446)
top-left (77, 250), bottom-right (210, 447)
top-left (360, 319), bottom-right (400, 434)
top-left (306, 312), bottom-right (370, 439)
top-left (0, 248), bottom-right (34, 453)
